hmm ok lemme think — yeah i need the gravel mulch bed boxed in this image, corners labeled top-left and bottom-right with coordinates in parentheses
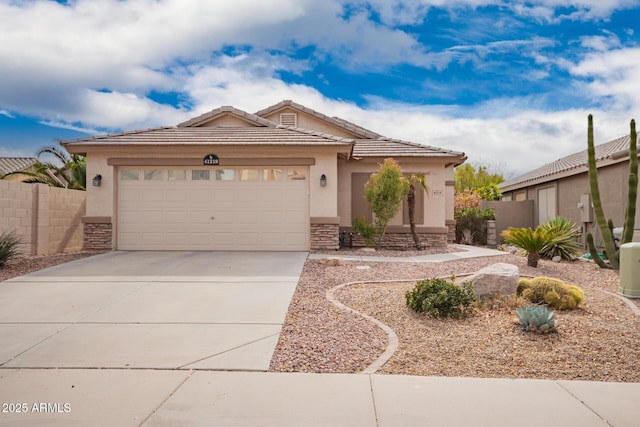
top-left (0, 252), bottom-right (103, 283)
top-left (270, 253), bottom-right (640, 382)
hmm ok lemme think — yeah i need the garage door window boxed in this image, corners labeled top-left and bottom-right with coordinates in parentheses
top-left (120, 169), bottom-right (139, 180)
top-left (144, 169), bottom-right (163, 181)
top-left (287, 169), bottom-right (306, 181)
top-left (239, 169), bottom-right (259, 181)
top-left (263, 169), bottom-right (283, 181)
top-left (215, 169), bottom-right (235, 181)
top-left (192, 170), bottom-right (210, 180)
top-left (168, 169), bottom-right (186, 181)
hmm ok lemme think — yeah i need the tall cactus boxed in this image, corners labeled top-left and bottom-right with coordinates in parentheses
top-left (586, 115), bottom-right (638, 269)
top-left (622, 119), bottom-right (637, 244)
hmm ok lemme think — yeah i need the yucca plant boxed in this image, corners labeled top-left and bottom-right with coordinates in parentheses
top-left (539, 216), bottom-right (581, 260)
top-left (516, 305), bottom-right (557, 334)
top-left (0, 230), bottom-right (22, 268)
top-left (501, 226), bottom-right (549, 267)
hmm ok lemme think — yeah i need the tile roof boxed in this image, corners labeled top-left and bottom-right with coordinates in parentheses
top-left (255, 100), bottom-right (383, 139)
top-left (0, 157), bottom-right (37, 175)
top-left (500, 134), bottom-right (631, 190)
top-left (352, 138), bottom-right (466, 161)
top-left (61, 102), bottom-right (466, 162)
top-left (61, 125), bottom-right (355, 148)
top-left (177, 106), bottom-right (277, 128)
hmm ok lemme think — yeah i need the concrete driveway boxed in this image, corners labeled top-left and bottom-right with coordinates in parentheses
top-left (0, 251), bottom-right (307, 371)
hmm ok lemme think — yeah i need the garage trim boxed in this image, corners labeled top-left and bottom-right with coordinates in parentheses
top-left (108, 157), bottom-right (316, 166)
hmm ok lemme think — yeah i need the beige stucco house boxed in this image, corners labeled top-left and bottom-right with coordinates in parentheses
top-left (500, 132), bottom-right (640, 247)
top-left (62, 100), bottom-right (466, 251)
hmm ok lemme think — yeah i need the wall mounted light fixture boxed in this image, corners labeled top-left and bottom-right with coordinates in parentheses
top-left (320, 174), bottom-right (327, 187)
top-left (92, 174), bottom-right (102, 187)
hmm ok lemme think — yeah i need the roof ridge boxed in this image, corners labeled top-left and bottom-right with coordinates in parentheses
top-left (276, 124), bottom-right (355, 144)
top-left (501, 133), bottom-right (632, 189)
top-left (255, 100), bottom-right (383, 139)
top-left (178, 106), bottom-right (278, 128)
top-left (363, 136), bottom-right (466, 156)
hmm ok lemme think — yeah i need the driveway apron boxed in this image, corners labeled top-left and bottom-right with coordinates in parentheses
top-left (0, 251), bottom-right (307, 371)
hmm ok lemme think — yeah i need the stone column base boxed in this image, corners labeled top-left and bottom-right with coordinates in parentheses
top-left (445, 220), bottom-right (456, 243)
top-left (82, 217), bottom-right (112, 250)
top-left (310, 223), bottom-right (340, 250)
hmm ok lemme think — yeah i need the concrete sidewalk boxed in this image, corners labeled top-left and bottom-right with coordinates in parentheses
top-left (0, 370), bottom-right (637, 426)
top-left (308, 244), bottom-right (508, 263)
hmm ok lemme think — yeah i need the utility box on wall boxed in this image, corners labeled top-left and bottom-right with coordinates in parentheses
top-left (620, 242), bottom-right (640, 298)
top-left (579, 194), bottom-right (593, 223)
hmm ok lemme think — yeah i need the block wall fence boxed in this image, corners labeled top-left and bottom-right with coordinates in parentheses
top-left (0, 180), bottom-right (86, 255)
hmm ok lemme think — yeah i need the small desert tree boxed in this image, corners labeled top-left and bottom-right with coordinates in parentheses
top-left (364, 159), bottom-right (409, 248)
top-left (406, 174), bottom-right (428, 250)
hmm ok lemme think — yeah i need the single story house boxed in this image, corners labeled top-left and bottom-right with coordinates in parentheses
top-left (499, 132), bottom-right (640, 247)
top-left (62, 100), bottom-right (466, 252)
top-left (0, 157), bottom-right (38, 182)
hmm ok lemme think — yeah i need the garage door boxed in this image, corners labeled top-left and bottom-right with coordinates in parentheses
top-left (117, 167), bottom-right (309, 250)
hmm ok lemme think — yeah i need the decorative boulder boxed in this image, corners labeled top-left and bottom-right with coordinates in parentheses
top-left (463, 263), bottom-right (519, 299)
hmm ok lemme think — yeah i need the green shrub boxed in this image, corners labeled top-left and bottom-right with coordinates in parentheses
top-left (454, 207), bottom-right (495, 245)
top-left (539, 216), bottom-right (581, 260)
top-left (516, 276), bottom-right (584, 310)
top-left (352, 216), bottom-right (376, 247)
top-left (0, 230), bottom-right (22, 268)
top-left (516, 305), bottom-right (557, 334)
top-left (405, 277), bottom-right (477, 318)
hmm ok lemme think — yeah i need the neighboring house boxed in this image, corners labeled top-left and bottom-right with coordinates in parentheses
top-left (0, 157), bottom-right (38, 181)
top-left (62, 100), bottom-right (466, 252)
top-left (499, 133), bottom-right (640, 247)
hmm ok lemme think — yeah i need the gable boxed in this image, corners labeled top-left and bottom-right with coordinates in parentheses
top-left (178, 106), bottom-right (276, 128)
top-left (198, 113), bottom-right (263, 128)
top-left (261, 107), bottom-right (361, 139)
top-left (256, 100), bottom-right (382, 139)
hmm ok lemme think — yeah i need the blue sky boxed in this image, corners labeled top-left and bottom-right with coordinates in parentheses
top-left (1, 0), bottom-right (640, 177)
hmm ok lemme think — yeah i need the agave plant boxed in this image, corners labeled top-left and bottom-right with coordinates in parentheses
top-left (516, 305), bottom-right (557, 334)
top-left (539, 216), bottom-right (581, 260)
top-left (500, 226), bottom-right (549, 267)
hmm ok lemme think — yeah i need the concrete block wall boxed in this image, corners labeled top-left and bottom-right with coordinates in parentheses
top-left (47, 186), bottom-right (86, 254)
top-left (0, 181), bottom-right (86, 255)
top-left (1, 180), bottom-right (36, 254)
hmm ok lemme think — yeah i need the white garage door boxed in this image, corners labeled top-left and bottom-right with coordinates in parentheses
top-left (117, 167), bottom-right (309, 250)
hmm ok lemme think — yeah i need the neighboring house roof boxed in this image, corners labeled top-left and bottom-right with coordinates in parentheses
top-left (62, 125), bottom-right (355, 148)
top-left (353, 138), bottom-right (466, 163)
top-left (255, 100), bottom-right (383, 139)
top-left (500, 134), bottom-right (632, 191)
top-left (0, 157), bottom-right (37, 175)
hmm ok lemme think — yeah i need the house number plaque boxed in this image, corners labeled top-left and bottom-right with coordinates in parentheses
top-left (203, 154), bottom-right (220, 165)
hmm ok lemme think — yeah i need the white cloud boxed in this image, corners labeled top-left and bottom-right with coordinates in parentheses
top-left (580, 31), bottom-right (622, 51)
top-left (569, 47), bottom-right (640, 112)
top-left (38, 120), bottom-right (100, 135)
top-left (0, 0), bottom-right (638, 178)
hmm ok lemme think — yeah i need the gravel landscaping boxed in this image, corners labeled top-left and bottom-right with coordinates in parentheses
top-left (0, 252), bottom-right (102, 283)
top-left (270, 251), bottom-right (640, 382)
